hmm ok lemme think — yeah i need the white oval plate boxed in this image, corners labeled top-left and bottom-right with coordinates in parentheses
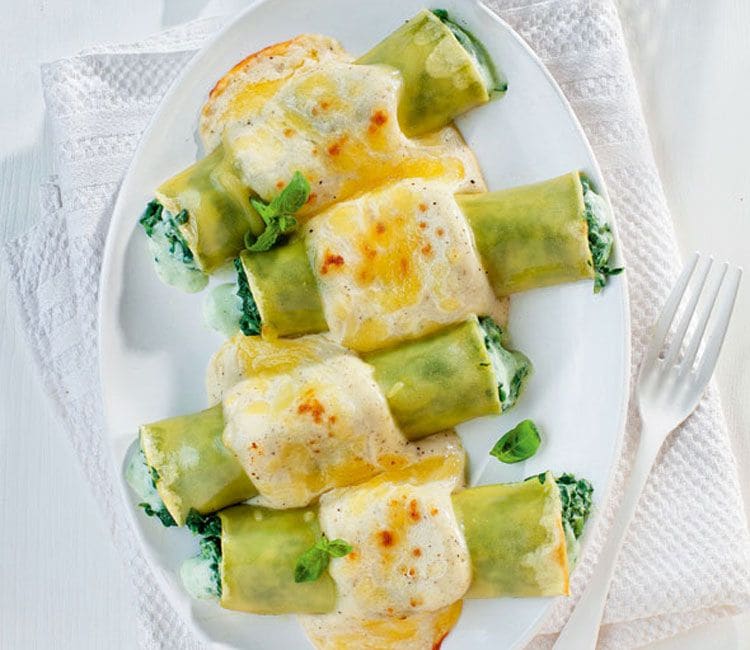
top-left (99, 0), bottom-right (631, 648)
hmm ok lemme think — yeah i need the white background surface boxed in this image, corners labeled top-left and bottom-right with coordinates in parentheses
top-left (0, 1), bottom-right (748, 648)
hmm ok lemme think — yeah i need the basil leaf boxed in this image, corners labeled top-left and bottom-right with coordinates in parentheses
top-left (246, 223), bottom-right (282, 252)
top-left (490, 419), bottom-right (541, 463)
top-left (268, 171), bottom-right (310, 216)
top-left (245, 171), bottom-right (308, 253)
top-left (277, 214), bottom-right (298, 234)
top-left (294, 536), bottom-right (353, 583)
top-left (324, 539), bottom-right (353, 558)
top-left (294, 546), bottom-right (330, 583)
top-left (251, 197), bottom-right (274, 225)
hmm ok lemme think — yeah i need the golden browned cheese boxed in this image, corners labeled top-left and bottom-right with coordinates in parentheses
top-left (316, 457), bottom-right (470, 617)
top-left (205, 332), bottom-right (345, 404)
top-left (298, 600), bottom-right (463, 650)
top-left (299, 456), bottom-right (468, 649)
top-left (224, 60), bottom-right (484, 219)
top-left (199, 34), bottom-right (350, 151)
top-left (221, 354), bottom-right (409, 509)
top-left (306, 179), bottom-right (504, 351)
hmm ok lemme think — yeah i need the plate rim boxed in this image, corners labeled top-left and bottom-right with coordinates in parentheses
top-left (98, 1), bottom-right (632, 647)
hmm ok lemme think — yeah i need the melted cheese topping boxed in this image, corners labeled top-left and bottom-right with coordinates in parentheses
top-left (316, 457), bottom-right (471, 618)
top-left (205, 332), bottom-right (345, 404)
top-left (299, 600), bottom-right (462, 650)
top-left (200, 34), bottom-right (350, 151)
top-left (306, 180), bottom-right (501, 351)
top-left (224, 61), bottom-right (484, 218)
top-left (221, 355), bottom-right (407, 509)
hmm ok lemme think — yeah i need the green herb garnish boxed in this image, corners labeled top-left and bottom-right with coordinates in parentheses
top-left (294, 537), bottom-right (353, 583)
top-left (245, 171), bottom-right (309, 252)
top-left (490, 419), bottom-right (541, 464)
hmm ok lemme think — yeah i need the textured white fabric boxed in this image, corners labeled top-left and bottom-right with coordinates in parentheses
top-left (3, 2), bottom-right (750, 649)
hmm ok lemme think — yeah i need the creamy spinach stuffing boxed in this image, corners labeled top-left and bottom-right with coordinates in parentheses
top-left (181, 512), bottom-right (223, 601)
top-left (527, 472), bottom-right (595, 567)
top-left (580, 176), bottom-right (623, 292)
top-left (124, 443), bottom-right (176, 527)
top-left (479, 316), bottom-right (532, 411)
top-left (139, 200), bottom-right (208, 293)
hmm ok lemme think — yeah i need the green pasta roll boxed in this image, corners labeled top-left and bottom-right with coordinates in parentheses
top-left (141, 10), bottom-right (503, 291)
top-left (220, 504), bottom-right (337, 614)
top-left (137, 404), bottom-right (257, 526)
top-left (236, 241), bottom-right (327, 338)
top-left (364, 317), bottom-right (529, 439)
top-left (357, 9), bottom-right (505, 137)
top-left (127, 317), bottom-right (531, 526)
top-left (180, 469), bottom-right (587, 614)
top-left (150, 144), bottom-right (263, 277)
top-left (457, 171), bottom-right (620, 295)
top-left (452, 472), bottom-right (570, 598)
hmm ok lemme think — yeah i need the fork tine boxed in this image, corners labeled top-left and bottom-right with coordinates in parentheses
top-left (643, 252), bottom-right (700, 367)
top-left (680, 262), bottom-right (728, 371)
top-left (662, 256), bottom-right (713, 367)
top-left (694, 266), bottom-right (742, 384)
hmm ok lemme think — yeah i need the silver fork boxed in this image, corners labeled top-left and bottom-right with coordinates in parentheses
top-left (554, 252), bottom-right (742, 650)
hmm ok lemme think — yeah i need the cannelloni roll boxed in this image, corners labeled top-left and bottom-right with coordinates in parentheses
top-left (357, 9), bottom-right (505, 137)
top-left (179, 462), bottom-right (586, 626)
top-left (140, 11), bottom-right (497, 290)
top-left (128, 317), bottom-right (529, 525)
top-left (458, 171), bottom-right (620, 295)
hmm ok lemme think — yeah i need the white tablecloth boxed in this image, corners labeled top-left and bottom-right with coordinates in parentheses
top-left (1, 1), bottom-right (748, 648)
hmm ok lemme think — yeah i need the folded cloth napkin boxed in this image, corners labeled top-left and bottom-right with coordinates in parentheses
top-left (4, 1), bottom-right (750, 648)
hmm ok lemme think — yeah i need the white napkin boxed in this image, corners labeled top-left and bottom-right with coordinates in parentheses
top-left (4, 1), bottom-right (750, 648)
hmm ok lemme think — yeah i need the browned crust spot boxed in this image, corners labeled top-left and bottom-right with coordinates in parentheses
top-left (320, 251), bottom-right (345, 274)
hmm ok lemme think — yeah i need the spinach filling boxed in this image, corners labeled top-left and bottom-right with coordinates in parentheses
top-left (478, 316), bottom-right (532, 411)
top-left (556, 473), bottom-right (594, 567)
top-left (526, 472), bottom-right (594, 566)
top-left (181, 512), bottom-right (223, 601)
top-left (140, 200), bottom-right (195, 266)
top-left (556, 473), bottom-right (594, 540)
top-left (139, 199), bottom-right (208, 292)
top-left (432, 9), bottom-right (507, 95)
top-left (124, 443), bottom-right (177, 528)
top-left (580, 176), bottom-right (623, 293)
top-left (234, 257), bottom-right (262, 336)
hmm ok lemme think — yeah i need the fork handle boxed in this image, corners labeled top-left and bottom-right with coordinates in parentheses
top-left (553, 426), bottom-right (663, 650)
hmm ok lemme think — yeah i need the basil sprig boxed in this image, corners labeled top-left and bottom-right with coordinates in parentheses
top-left (490, 419), bottom-right (541, 464)
top-left (245, 171), bottom-right (310, 252)
top-left (294, 536), bottom-right (353, 583)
